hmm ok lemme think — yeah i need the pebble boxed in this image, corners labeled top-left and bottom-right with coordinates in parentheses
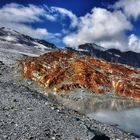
top-left (27, 108), bottom-right (34, 111)
top-left (27, 81), bottom-right (32, 85)
top-left (51, 107), bottom-right (55, 110)
top-left (0, 62), bottom-right (137, 140)
top-left (52, 136), bottom-right (56, 140)
top-left (45, 102), bottom-right (48, 105)
top-left (15, 123), bottom-right (18, 127)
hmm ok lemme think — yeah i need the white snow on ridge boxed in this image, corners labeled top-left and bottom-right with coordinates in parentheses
top-left (3, 36), bottom-right (17, 42)
top-left (33, 42), bottom-right (49, 51)
top-left (0, 27), bottom-right (57, 65)
top-left (0, 48), bottom-right (40, 57)
top-left (114, 54), bottom-right (121, 57)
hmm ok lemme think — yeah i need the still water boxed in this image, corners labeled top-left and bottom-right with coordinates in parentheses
top-left (87, 108), bottom-right (140, 137)
top-left (54, 90), bottom-right (140, 137)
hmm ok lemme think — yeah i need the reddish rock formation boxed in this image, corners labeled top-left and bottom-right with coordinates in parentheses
top-left (20, 50), bottom-right (140, 101)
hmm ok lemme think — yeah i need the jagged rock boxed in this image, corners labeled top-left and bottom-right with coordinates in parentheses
top-left (76, 43), bottom-right (140, 68)
top-left (20, 49), bottom-right (140, 101)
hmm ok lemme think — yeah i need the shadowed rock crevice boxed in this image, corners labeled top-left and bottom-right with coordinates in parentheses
top-left (92, 134), bottom-right (110, 140)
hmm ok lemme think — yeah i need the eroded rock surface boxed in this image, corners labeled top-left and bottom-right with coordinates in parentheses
top-left (20, 49), bottom-right (140, 101)
top-left (0, 61), bottom-right (137, 140)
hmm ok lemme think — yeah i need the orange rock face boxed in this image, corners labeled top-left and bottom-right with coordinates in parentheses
top-left (20, 50), bottom-right (140, 101)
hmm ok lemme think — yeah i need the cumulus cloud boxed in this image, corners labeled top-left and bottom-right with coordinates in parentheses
top-left (0, 22), bottom-right (49, 39)
top-left (45, 14), bottom-right (56, 22)
top-left (97, 34), bottom-right (129, 51)
top-left (114, 0), bottom-right (140, 19)
top-left (1, 2), bottom-right (140, 52)
top-left (0, 3), bottom-right (46, 23)
top-left (63, 7), bottom-right (132, 51)
top-left (128, 34), bottom-right (140, 52)
top-left (47, 6), bottom-right (78, 29)
top-left (0, 3), bottom-right (78, 41)
top-left (0, 3), bottom-right (59, 40)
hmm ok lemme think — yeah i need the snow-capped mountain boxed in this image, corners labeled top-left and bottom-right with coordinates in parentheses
top-left (0, 27), bottom-right (57, 64)
top-left (1, 27), bottom-right (140, 68)
top-left (75, 43), bottom-right (140, 68)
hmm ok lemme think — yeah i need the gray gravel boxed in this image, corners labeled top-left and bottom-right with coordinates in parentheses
top-left (0, 61), bottom-right (138, 140)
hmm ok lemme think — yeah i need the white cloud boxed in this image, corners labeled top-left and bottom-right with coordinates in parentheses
top-left (49, 6), bottom-right (78, 28)
top-left (128, 34), bottom-right (140, 52)
top-left (45, 14), bottom-right (56, 22)
top-left (0, 3), bottom-right (79, 42)
top-left (114, 0), bottom-right (140, 19)
top-left (0, 22), bottom-right (49, 39)
top-left (61, 29), bottom-right (70, 35)
top-left (0, 3), bottom-right (61, 40)
top-left (63, 7), bottom-right (132, 50)
top-left (36, 28), bottom-right (48, 36)
top-left (0, 3), bottom-right (46, 23)
top-left (97, 34), bottom-right (129, 51)
top-left (1, 3), bottom-right (140, 52)
top-left (42, 5), bottom-right (78, 29)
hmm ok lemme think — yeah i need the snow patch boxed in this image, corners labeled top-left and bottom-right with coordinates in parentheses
top-left (4, 36), bottom-right (17, 41)
top-left (33, 42), bottom-right (52, 51)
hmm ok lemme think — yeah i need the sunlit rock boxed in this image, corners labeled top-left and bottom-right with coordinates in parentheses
top-left (20, 49), bottom-right (140, 101)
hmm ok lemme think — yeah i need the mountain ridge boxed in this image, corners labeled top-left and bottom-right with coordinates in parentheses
top-left (0, 27), bottom-right (58, 64)
top-left (75, 43), bottom-right (140, 68)
top-left (0, 27), bottom-right (140, 139)
top-left (0, 27), bottom-right (140, 68)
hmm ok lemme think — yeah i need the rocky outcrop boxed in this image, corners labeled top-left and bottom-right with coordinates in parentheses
top-left (76, 43), bottom-right (140, 68)
top-left (20, 50), bottom-right (140, 101)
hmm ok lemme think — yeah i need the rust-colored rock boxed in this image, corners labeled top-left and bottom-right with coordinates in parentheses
top-left (20, 50), bottom-right (140, 101)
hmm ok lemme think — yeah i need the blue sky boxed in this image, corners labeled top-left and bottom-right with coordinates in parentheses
top-left (0, 0), bottom-right (140, 52)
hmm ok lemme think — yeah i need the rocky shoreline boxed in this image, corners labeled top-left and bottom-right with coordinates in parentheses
top-left (0, 61), bottom-right (138, 140)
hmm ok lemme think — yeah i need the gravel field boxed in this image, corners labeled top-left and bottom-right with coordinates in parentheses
top-left (0, 61), bottom-right (138, 140)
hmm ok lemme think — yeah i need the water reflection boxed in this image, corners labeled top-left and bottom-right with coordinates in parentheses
top-left (52, 91), bottom-right (140, 137)
top-left (54, 92), bottom-right (140, 114)
top-left (87, 109), bottom-right (140, 137)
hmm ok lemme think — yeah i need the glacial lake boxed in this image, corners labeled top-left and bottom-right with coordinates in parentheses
top-left (87, 108), bottom-right (140, 137)
top-left (53, 90), bottom-right (140, 137)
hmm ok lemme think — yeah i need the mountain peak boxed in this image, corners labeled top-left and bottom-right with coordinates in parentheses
top-left (76, 43), bottom-right (140, 68)
top-left (78, 43), bottom-right (106, 51)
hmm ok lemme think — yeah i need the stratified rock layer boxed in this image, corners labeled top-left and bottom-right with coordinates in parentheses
top-left (20, 50), bottom-right (140, 100)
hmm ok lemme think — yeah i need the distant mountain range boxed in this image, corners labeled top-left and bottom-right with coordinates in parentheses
top-left (67, 43), bottom-right (140, 68)
top-left (0, 27), bottom-right (140, 68)
top-left (77, 43), bottom-right (140, 68)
